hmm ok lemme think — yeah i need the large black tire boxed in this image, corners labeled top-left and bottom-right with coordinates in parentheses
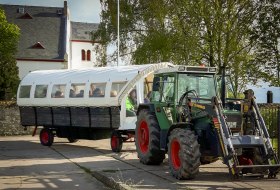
top-left (110, 130), bottom-right (123, 152)
top-left (135, 109), bottom-right (165, 165)
top-left (168, 128), bottom-right (201, 179)
top-left (40, 128), bottom-right (54, 146)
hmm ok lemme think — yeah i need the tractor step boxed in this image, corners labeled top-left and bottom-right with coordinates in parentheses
top-left (236, 164), bottom-right (280, 169)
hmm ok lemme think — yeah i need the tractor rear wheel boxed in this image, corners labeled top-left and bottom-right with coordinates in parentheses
top-left (168, 128), bottom-right (201, 179)
top-left (40, 128), bottom-right (54, 146)
top-left (135, 109), bottom-right (165, 165)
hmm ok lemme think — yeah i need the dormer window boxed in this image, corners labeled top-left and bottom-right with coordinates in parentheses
top-left (19, 12), bottom-right (33, 19)
top-left (18, 7), bottom-right (24, 13)
top-left (31, 42), bottom-right (45, 49)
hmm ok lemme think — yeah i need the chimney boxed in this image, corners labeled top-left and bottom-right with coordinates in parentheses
top-left (64, 1), bottom-right (68, 16)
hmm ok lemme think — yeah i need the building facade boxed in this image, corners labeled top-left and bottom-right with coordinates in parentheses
top-left (1, 1), bottom-right (102, 79)
top-left (70, 22), bottom-right (104, 69)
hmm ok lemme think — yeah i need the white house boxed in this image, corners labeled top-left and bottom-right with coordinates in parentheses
top-left (1, 1), bottom-right (103, 79)
top-left (70, 22), bottom-right (104, 69)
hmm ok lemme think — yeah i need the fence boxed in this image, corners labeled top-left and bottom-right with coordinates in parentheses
top-left (258, 104), bottom-right (280, 158)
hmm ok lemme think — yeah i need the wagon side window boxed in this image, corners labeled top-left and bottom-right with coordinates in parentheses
top-left (51, 84), bottom-right (66, 98)
top-left (70, 83), bottom-right (85, 98)
top-left (19, 85), bottom-right (32, 98)
top-left (89, 83), bottom-right (106, 97)
top-left (34, 85), bottom-right (48, 98)
top-left (111, 81), bottom-right (127, 97)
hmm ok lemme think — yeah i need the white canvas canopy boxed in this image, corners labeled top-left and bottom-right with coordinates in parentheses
top-left (17, 63), bottom-right (173, 107)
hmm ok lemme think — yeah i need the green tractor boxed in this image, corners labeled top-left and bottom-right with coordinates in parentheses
top-left (135, 65), bottom-right (280, 179)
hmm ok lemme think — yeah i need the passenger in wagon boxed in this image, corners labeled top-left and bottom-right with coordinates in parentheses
top-left (41, 88), bottom-right (47, 98)
top-left (76, 90), bottom-right (84, 97)
top-left (126, 89), bottom-right (137, 116)
top-left (93, 88), bottom-right (103, 97)
top-left (69, 89), bottom-right (76, 97)
top-left (89, 84), bottom-right (96, 97)
top-left (110, 90), bottom-right (117, 97)
top-left (54, 90), bottom-right (64, 98)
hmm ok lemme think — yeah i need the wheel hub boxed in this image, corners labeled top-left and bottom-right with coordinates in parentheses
top-left (111, 135), bottom-right (118, 149)
top-left (41, 131), bottom-right (49, 144)
top-left (171, 139), bottom-right (181, 170)
top-left (138, 120), bottom-right (149, 153)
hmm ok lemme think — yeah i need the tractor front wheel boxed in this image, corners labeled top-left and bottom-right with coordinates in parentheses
top-left (168, 128), bottom-right (201, 179)
top-left (135, 109), bottom-right (165, 165)
top-left (40, 128), bottom-right (54, 146)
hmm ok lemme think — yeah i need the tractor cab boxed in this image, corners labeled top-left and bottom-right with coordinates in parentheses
top-left (150, 66), bottom-right (218, 124)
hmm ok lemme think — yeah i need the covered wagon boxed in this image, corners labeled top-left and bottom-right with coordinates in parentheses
top-left (17, 63), bottom-right (172, 151)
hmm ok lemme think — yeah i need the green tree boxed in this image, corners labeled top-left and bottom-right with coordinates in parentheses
top-left (0, 8), bottom-right (20, 99)
top-left (94, 0), bottom-right (262, 96)
top-left (250, 0), bottom-right (280, 86)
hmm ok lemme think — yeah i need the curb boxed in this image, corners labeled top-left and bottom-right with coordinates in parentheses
top-left (91, 170), bottom-right (132, 190)
top-left (51, 146), bottom-right (132, 190)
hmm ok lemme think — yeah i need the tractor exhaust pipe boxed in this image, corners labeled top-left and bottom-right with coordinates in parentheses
top-left (221, 66), bottom-right (226, 107)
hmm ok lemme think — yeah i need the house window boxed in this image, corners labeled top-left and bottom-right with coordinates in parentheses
top-left (18, 7), bottom-right (24, 13)
top-left (81, 49), bottom-right (86, 61)
top-left (87, 50), bottom-right (91, 61)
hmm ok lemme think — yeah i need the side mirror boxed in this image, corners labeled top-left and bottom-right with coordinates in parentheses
top-left (152, 77), bottom-right (160, 91)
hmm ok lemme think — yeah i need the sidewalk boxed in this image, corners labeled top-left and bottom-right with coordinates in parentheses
top-left (0, 136), bottom-right (279, 190)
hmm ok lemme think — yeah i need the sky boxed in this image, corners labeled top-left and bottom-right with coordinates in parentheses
top-left (0, 0), bottom-right (101, 23)
top-left (248, 83), bottom-right (280, 103)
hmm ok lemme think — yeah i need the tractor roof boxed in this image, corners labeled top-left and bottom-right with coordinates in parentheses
top-left (155, 65), bottom-right (217, 75)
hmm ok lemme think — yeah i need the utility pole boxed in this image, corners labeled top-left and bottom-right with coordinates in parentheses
top-left (277, 38), bottom-right (280, 82)
top-left (117, 0), bottom-right (120, 66)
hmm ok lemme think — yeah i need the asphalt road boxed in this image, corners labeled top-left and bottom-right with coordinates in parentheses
top-left (0, 135), bottom-right (280, 190)
top-left (0, 136), bottom-right (110, 190)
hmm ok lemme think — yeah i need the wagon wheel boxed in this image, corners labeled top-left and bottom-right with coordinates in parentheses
top-left (67, 137), bottom-right (78, 143)
top-left (40, 128), bottom-right (54, 146)
top-left (111, 130), bottom-right (123, 152)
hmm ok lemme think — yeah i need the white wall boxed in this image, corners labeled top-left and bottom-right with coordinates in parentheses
top-left (71, 41), bottom-right (101, 69)
top-left (17, 60), bottom-right (66, 80)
